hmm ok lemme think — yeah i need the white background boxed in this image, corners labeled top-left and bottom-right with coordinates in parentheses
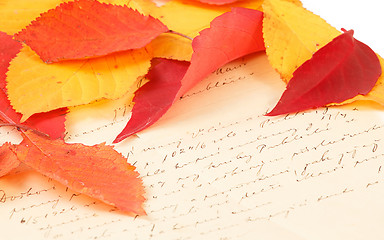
top-left (302, 0), bottom-right (383, 55)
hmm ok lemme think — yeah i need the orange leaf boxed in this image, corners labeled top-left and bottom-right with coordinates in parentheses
top-left (12, 130), bottom-right (145, 215)
top-left (0, 143), bottom-right (20, 177)
top-left (15, 0), bottom-right (168, 63)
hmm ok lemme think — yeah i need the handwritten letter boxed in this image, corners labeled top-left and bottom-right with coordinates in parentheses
top-left (1, 53), bottom-right (384, 240)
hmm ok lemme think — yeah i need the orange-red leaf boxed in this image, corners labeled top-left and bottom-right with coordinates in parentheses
top-left (113, 7), bottom-right (265, 142)
top-left (178, 7), bottom-right (265, 96)
top-left (0, 143), bottom-right (20, 177)
top-left (114, 58), bottom-right (189, 143)
top-left (12, 131), bottom-right (145, 215)
top-left (267, 30), bottom-right (382, 116)
top-left (195, 0), bottom-right (240, 5)
top-left (15, 0), bottom-right (168, 63)
top-left (0, 31), bottom-right (22, 85)
top-left (0, 31), bottom-right (66, 139)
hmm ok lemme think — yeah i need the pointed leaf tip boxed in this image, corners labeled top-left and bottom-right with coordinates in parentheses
top-left (114, 8), bottom-right (265, 143)
top-left (113, 59), bottom-right (189, 143)
top-left (267, 30), bottom-right (381, 116)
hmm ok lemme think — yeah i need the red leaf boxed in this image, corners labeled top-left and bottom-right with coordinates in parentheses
top-left (178, 7), bottom-right (265, 96)
top-left (266, 30), bottom-right (382, 116)
top-left (195, 0), bottom-right (240, 5)
top-left (0, 31), bottom-right (22, 88)
top-left (114, 59), bottom-right (189, 143)
top-left (15, 0), bottom-right (168, 63)
top-left (113, 8), bottom-right (265, 142)
top-left (12, 131), bottom-right (145, 215)
top-left (0, 143), bottom-right (20, 177)
top-left (0, 31), bottom-right (66, 139)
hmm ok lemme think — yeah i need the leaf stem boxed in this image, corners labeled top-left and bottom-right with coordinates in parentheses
top-left (0, 123), bottom-right (50, 138)
top-left (168, 30), bottom-right (193, 41)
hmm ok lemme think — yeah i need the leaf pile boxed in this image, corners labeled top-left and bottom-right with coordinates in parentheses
top-left (0, 0), bottom-right (382, 214)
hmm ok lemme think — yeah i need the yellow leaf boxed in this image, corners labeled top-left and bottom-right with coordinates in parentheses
top-left (151, 0), bottom-right (264, 39)
top-left (365, 56), bottom-right (384, 105)
top-left (262, 0), bottom-right (340, 82)
top-left (148, 33), bottom-right (193, 61)
top-left (0, 0), bottom-right (155, 34)
top-left (6, 46), bottom-right (151, 121)
top-left (148, 0), bottom-right (301, 61)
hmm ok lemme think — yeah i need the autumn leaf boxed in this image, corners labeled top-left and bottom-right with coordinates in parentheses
top-left (178, 7), bottom-right (265, 96)
top-left (195, 0), bottom-right (240, 5)
top-left (114, 59), bottom-right (189, 143)
top-left (6, 45), bottom-right (151, 121)
top-left (0, 0), bottom-right (157, 35)
top-left (10, 130), bottom-right (145, 215)
top-left (113, 7), bottom-right (265, 142)
top-left (0, 84), bottom-right (67, 139)
top-left (266, 30), bottom-right (381, 116)
top-left (0, 32), bottom-right (22, 84)
top-left (262, 0), bottom-right (340, 82)
top-left (148, 33), bottom-right (193, 62)
top-left (15, 0), bottom-right (168, 63)
top-left (0, 143), bottom-right (20, 177)
top-left (151, 0), bottom-right (263, 39)
top-left (350, 56), bottom-right (384, 105)
top-left (0, 31), bottom-right (66, 139)
top-left (141, 0), bottom-right (301, 62)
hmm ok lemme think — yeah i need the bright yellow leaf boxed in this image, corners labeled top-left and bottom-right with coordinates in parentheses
top-left (149, 33), bottom-right (193, 61)
top-left (6, 46), bottom-right (152, 121)
top-left (0, 0), bottom-right (155, 34)
top-left (262, 0), bottom-right (340, 82)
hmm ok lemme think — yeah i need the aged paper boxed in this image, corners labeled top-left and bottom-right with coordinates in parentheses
top-left (1, 52), bottom-right (384, 240)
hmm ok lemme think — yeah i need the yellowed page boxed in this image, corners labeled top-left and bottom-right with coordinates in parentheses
top-left (1, 50), bottom-right (384, 239)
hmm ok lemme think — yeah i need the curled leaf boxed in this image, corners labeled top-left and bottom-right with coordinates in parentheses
top-left (15, 0), bottom-right (168, 62)
top-left (114, 7), bottom-right (265, 142)
top-left (11, 130), bottom-right (145, 215)
top-left (178, 7), bottom-right (265, 96)
top-left (114, 59), bottom-right (189, 143)
top-left (266, 30), bottom-right (382, 116)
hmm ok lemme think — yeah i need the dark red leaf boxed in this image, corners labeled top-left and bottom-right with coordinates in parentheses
top-left (266, 30), bottom-right (382, 116)
top-left (0, 31), bottom-right (66, 139)
top-left (15, 0), bottom-right (168, 63)
top-left (114, 59), bottom-right (189, 143)
top-left (113, 8), bottom-right (265, 143)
